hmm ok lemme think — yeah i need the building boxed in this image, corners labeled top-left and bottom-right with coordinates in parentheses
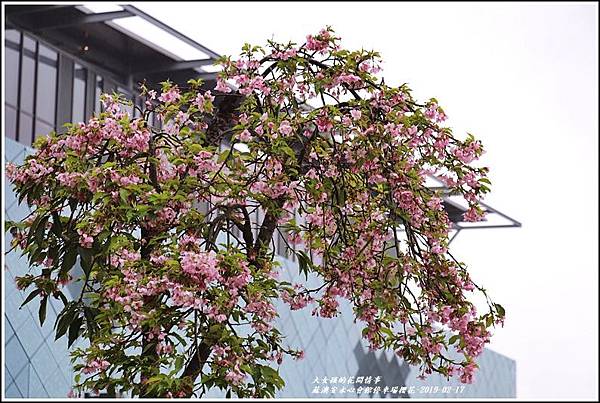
top-left (3, 4), bottom-right (518, 399)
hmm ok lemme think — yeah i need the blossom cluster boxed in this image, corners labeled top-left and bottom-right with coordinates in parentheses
top-left (6, 27), bottom-right (504, 397)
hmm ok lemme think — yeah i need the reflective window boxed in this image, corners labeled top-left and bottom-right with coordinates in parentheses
top-left (94, 75), bottom-right (103, 113)
top-left (35, 120), bottom-right (55, 140)
top-left (6, 105), bottom-right (18, 140)
top-left (134, 95), bottom-right (143, 118)
top-left (4, 29), bottom-right (142, 146)
top-left (5, 27), bottom-right (20, 42)
top-left (20, 36), bottom-right (37, 147)
top-left (23, 34), bottom-right (35, 51)
top-left (118, 86), bottom-right (134, 116)
top-left (5, 29), bottom-right (20, 107)
top-left (35, 44), bottom-right (57, 136)
top-left (72, 64), bottom-right (87, 123)
top-left (19, 37), bottom-right (35, 114)
top-left (19, 113), bottom-right (33, 144)
top-left (117, 86), bottom-right (132, 98)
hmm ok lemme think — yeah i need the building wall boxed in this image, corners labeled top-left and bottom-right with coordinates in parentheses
top-left (4, 27), bottom-right (136, 148)
top-left (4, 139), bottom-right (75, 398)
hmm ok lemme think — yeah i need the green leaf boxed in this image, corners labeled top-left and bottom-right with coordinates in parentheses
top-left (119, 188), bottom-right (130, 204)
top-left (55, 303), bottom-right (77, 340)
top-left (260, 365), bottom-right (277, 380)
top-left (295, 250), bottom-right (313, 280)
top-left (54, 290), bottom-right (69, 306)
top-left (38, 296), bottom-right (48, 326)
top-left (280, 145), bottom-right (296, 159)
top-left (78, 246), bottom-right (94, 277)
top-left (34, 216), bottom-right (48, 246)
top-left (27, 214), bottom-right (46, 246)
top-left (171, 332), bottom-right (187, 347)
top-left (68, 316), bottom-right (83, 347)
top-left (260, 366), bottom-right (285, 389)
top-left (83, 307), bottom-right (100, 338)
top-left (174, 356), bottom-right (184, 373)
top-left (142, 342), bottom-right (156, 355)
top-left (4, 220), bottom-right (16, 232)
top-left (380, 327), bottom-right (394, 338)
top-left (448, 334), bottom-right (460, 345)
top-left (61, 246), bottom-right (78, 276)
top-left (50, 213), bottom-right (63, 237)
top-left (20, 289), bottom-right (42, 309)
top-left (495, 303), bottom-right (506, 317)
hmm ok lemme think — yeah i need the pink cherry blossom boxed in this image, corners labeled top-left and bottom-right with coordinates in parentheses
top-left (278, 120), bottom-right (293, 136)
top-left (215, 77), bottom-right (232, 93)
top-left (158, 87), bottom-right (181, 103)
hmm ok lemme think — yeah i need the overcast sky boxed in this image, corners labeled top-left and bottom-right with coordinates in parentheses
top-left (121, 2), bottom-right (598, 399)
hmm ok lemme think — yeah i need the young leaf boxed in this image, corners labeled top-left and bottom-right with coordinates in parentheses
top-left (68, 315), bottom-right (83, 347)
top-left (61, 246), bottom-right (78, 276)
top-left (20, 288), bottom-right (42, 309)
top-left (78, 246), bottom-right (94, 277)
top-left (38, 296), bottom-right (48, 326)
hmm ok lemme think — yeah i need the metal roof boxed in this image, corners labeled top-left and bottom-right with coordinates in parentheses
top-left (5, 4), bottom-right (221, 89)
top-left (426, 176), bottom-right (522, 242)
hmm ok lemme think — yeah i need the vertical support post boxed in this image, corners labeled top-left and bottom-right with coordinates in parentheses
top-left (84, 69), bottom-right (95, 120)
top-left (56, 54), bottom-right (74, 130)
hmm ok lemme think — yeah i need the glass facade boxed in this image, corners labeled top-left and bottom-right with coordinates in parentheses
top-left (3, 26), bottom-right (135, 398)
top-left (4, 140), bottom-right (75, 398)
top-left (71, 63), bottom-right (87, 125)
top-left (5, 31), bottom-right (57, 145)
top-left (34, 44), bottom-right (58, 141)
top-left (3, 28), bottom-right (127, 147)
top-left (94, 76), bottom-right (104, 114)
top-left (3, 24), bottom-right (516, 399)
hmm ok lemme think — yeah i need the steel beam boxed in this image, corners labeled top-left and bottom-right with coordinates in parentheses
top-left (132, 58), bottom-right (215, 75)
top-left (5, 5), bottom-right (72, 17)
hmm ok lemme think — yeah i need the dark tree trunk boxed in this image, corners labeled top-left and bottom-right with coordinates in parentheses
top-left (139, 227), bottom-right (160, 397)
top-left (180, 341), bottom-right (213, 397)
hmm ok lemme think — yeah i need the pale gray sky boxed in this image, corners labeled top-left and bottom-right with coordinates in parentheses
top-left (119, 2), bottom-right (598, 399)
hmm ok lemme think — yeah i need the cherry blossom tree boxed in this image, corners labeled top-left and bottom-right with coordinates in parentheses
top-left (6, 27), bottom-right (505, 398)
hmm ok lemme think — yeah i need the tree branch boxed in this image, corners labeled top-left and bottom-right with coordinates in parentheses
top-left (180, 341), bottom-right (212, 397)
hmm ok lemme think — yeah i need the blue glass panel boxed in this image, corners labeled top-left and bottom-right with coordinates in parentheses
top-left (29, 341), bottom-right (56, 378)
top-left (5, 381), bottom-right (23, 398)
top-left (12, 364), bottom-right (30, 397)
top-left (5, 326), bottom-right (29, 375)
top-left (5, 315), bottom-right (16, 342)
top-left (14, 310), bottom-right (44, 354)
top-left (29, 366), bottom-right (50, 398)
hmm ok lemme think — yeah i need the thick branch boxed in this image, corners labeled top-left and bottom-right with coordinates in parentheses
top-left (139, 227), bottom-right (160, 397)
top-left (254, 200), bottom-right (285, 254)
top-left (180, 341), bottom-right (212, 397)
top-left (235, 205), bottom-right (255, 255)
